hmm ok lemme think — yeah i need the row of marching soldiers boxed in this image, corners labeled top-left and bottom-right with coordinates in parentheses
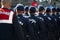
top-left (13, 4), bottom-right (60, 40)
top-left (0, 0), bottom-right (60, 40)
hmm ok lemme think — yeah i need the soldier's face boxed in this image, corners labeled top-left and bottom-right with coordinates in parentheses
top-left (52, 11), bottom-right (57, 14)
top-left (43, 10), bottom-right (45, 12)
top-left (25, 10), bottom-right (28, 13)
top-left (17, 10), bottom-right (24, 15)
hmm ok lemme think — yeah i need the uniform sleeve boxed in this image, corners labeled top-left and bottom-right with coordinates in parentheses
top-left (12, 14), bottom-right (25, 40)
top-left (25, 19), bottom-right (39, 40)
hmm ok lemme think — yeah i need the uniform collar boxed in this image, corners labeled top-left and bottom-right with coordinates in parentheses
top-left (25, 13), bottom-right (29, 16)
top-left (18, 14), bottom-right (23, 17)
top-left (2, 7), bottom-right (10, 10)
top-left (39, 13), bottom-right (43, 16)
top-left (47, 13), bottom-right (52, 16)
top-left (30, 14), bottom-right (35, 16)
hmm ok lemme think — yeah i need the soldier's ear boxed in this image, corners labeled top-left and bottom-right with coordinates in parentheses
top-left (28, 10), bottom-right (30, 13)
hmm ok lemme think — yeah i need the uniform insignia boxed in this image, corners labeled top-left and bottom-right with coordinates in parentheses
top-left (54, 19), bottom-right (57, 21)
top-left (48, 17), bottom-right (51, 20)
top-left (44, 14), bottom-right (46, 16)
top-left (17, 16), bottom-right (20, 19)
top-left (29, 19), bottom-right (36, 23)
top-left (0, 11), bottom-right (14, 24)
top-left (59, 17), bottom-right (60, 18)
top-left (59, 12), bottom-right (60, 15)
top-left (19, 21), bottom-right (23, 25)
top-left (38, 17), bottom-right (44, 21)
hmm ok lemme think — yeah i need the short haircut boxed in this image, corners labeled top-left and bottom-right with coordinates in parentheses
top-left (46, 8), bottom-right (51, 13)
top-left (52, 8), bottom-right (57, 12)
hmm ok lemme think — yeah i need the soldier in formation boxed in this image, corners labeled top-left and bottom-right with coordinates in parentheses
top-left (0, 0), bottom-right (60, 40)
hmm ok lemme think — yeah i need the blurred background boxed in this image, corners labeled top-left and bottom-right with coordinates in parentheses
top-left (11, 0), bottom-right (60, 8)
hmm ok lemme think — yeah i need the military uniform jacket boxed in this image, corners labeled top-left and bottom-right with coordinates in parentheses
top-left (17, 15), bottom-right (36, 40)
top-left (46, 13), bottom-right (58, 40)
top-left (0, 8), bottom-right (15, 40)
top-left (57, 12), bottom-right (60, 31)
top-left (37, 13), bottom-right (48, 40)
top-left (27, 15), bottom-right (41, 40)
top-left (13, 14), bottom-right (25, 40)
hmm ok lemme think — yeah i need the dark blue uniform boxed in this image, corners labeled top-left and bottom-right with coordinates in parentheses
top-left (52, 14), bottom-right (59, 40)
top-left (16, 5), bottom-right (37, 40)
top-left (26, 6), bottom-right (41, 40)
top-left (37, 13), bottom-right (48, 40)
top-left (57, 8), bottom-right (60, 38)
top-left (0, 7), bottom-right (26, 40)
top-left (17, 15), bottom-right (36, 40)
top-left (45, 8), bottom-right (58, 40)
top-left (28, 14), bottom-right (41, 40)
top-left (57, 12), bottom-right (60, 39)
top-left (13, 14), bottom-right (25, 40)
top-left (46, 13), bottom-right (57, 40)
top-left (52, 8), bottom-right (59, 40)
top-left (37, 6), bottom-right (48, 40)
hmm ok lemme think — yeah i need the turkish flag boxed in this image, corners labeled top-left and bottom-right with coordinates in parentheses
top-left (31, 1), bottom-right (38, 6)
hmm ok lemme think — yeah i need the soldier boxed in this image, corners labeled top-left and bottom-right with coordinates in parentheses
top-left (16, 5), bottom-right (36, 40)
top-left (24, 6), bottom-right (30, 16)
top-left (57, 8), bottom-right (60, 38)
top-left (0, 0), bottom-right (25, 40)
top-left (13, 13), bottom-right (25, 40)
top-left (0, 0), bottom-right (16, 40)
top-left (37, 6), bottom-right (48, 40)
top-left (0, 0), bottom-right (14, 40)
top-left (14, 4), bottom-right (24, 12)
top-left (46, 8), bottom-right (58, 40)
top-left (46, 8), bottom-right (55, 40)
top-left (23, 6), bottom-right (30, 18)
top-left (27, 6), bottom-right (41, 40)
top-left (52, 8), bottom-right (59, 40)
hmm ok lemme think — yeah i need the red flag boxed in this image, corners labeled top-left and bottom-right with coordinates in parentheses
top-left (31, 1), bottom-right (38, 7)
